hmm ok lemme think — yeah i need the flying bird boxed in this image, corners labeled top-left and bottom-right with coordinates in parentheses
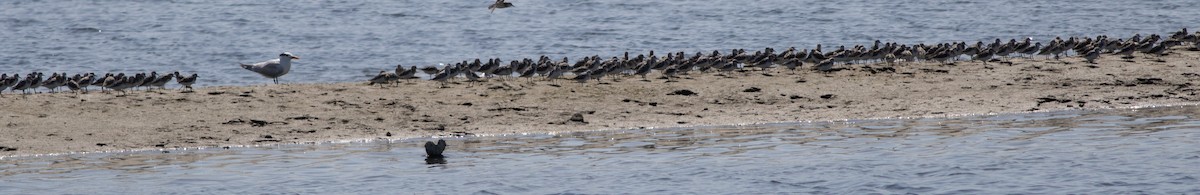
top-left (488, 0), bottom-right (513, 13)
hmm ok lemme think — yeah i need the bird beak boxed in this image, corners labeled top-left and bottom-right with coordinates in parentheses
top-left (291, 56), bottom-right (301, 60)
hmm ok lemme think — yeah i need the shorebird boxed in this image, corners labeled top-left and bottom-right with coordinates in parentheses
top-left (1114, 43), bottom-right (1137, 58)
top-left (148, 73), bottom-right (175, 90)
top-left (0, 74), bottom-right (15, 96)
top-left (419, 66), bottom-right (441, 75)
top-left (11, 76), bottom-right (32, 94)
top-left (661, 67), bottom-right (678, 81)
top-left (50, 72), bottom-right (70, 92)
top-left (488, 0), bottom-right (513, 13)
top-left (1036, 42), bottom-right (1059, 58)
top-left (717, 59), bottom-right (739, 73)
top-left (593, 65), bottom-right (614, 82)
top-left (1084, 47), bottom-right (1101, 64)
top-left (76, 73), bottom-right (95, 92)
top-left (174, 72), bottom-right (198, 91)
top-left (95, 73), bottom-right (114, 92)
top-left (883, 53), bottom-right (898, 65)
top-left (545, 65), bottom-right (564, 84)
top-left (675, 59), bottom-right (696, 75)
top-left (138, 72), bottom-right (159, 90)
top-left (38, 73), bottom-right (63, 93)
top-left (240, 52), bottom-right (299, 84)
top-left (26, 72), bottom-right (43, 90)
top-left (634, 63), bottom-right (653, 81)
top-left (1145, 42), bottom-right (1168, 56)
top-left (429, 66), bottom-right (456, 88)
top-left (572, 71), bottom-right (592, 84)
top-left (65, 80), bottom-right (81, 93)
top-left (476, 59), bottom-right (497, 74)
top-left (518, 63), bottom-right (538, 82)
top-left (368, 70), bottom-right (398, 87)
top-left (397, 65), bottom-right (419, 81)
top-left (36, 73), bottom-right (53, 92)
top-left (972, 49), bottom-right (994, 64)
top-left (463, 69), bottom-right (483, 83)
top-left (1170, 28), bottom-right (1189, 40)
top-left (752, 55), bottom-right (774, 71)
top-left (783, 58), bottom-right (802, 74)
top-left (394, 64), bottom-right (407, 78)
top-left (813, 59), bottom-right (835, 72)
top-left (122, 73), bottom-right (147, 91)
top-left (127, 73), bottom-right (147, 89)
top-left (107, 75), bottom-right (133, 96)
top-left (1019, 42), bottom-right (1041, 58)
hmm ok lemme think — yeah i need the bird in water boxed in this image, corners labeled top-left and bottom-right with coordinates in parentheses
top-left (425, 139), bottom-right (447, 158)
top-left (424, 139), bottom-right (448, 164)
top-left (240, 52), bottom-right (299, 84)
top-left (488, 0), bottom-right (513, 13)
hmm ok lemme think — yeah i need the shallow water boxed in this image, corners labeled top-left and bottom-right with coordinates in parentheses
top-left (2, 106), bottom-right (1198, 194)
top-left (2, 0), bottom-right (1198, 87)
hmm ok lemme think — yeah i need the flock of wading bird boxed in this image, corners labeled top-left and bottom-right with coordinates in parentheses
top-left (0, 71), bottom-right (198, 97)
top-left (0, 52), bottom-right (299, 97)
top-left (368, 28), bottom-right (1200, 88)
top-left (4, 29), bottom-right (1198, 96)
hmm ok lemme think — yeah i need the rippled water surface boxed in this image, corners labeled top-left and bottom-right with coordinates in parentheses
top-left (2, 0), bottom-right (1198, 86)
top-left (2, 106), bottom-right (1199, 194)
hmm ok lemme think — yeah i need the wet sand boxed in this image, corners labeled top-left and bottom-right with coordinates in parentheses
top-left (3, 48), bottom-right (1200, 156)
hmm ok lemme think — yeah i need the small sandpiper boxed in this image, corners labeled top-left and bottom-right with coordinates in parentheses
top-left (368, 70), bottom-right (398, 87)
top-left (572, 71), bottom-right (592, 84)
top-left (397, 65), bottom-right (419, 80)
top-left (107, 75), bottom-right (133, 96)
top-left (0, 74), bottom-right (17, 96)
top-left (174, 72), bottom-right (198, 92)
top-left (65, 80), bottom-right (81, 93)
top-left (138, 72), bottom-right (159, 90)
top-left (76, 73), bottom-right (95, 92)
top-left (429, 66), bottom-right (456, 88)
top-left (11, 76), bottom-right (32, 94)
top-left (149, 73), bottom-right (175, 90)
top-left (419, 66), bottom-right (442, 75)
top-left (393, 64), bottom-right (407, 78)
top-left (40, 73), bottom-right (66, 93)
top-left (545, 65), bottom-right (564, 84)
top-left (26, 72), bottom-right (43, 90)
top-left (1084, 47), bottom-right (1101, 64)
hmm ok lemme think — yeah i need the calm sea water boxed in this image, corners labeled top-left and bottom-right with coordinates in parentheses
top-left (2, 0), bottom-right (1198, 86)
top-left (1, 106), bottom-right (1198, 194)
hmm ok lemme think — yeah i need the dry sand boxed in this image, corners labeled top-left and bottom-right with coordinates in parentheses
top-left (3, 48), bottom-right (1200, 156)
